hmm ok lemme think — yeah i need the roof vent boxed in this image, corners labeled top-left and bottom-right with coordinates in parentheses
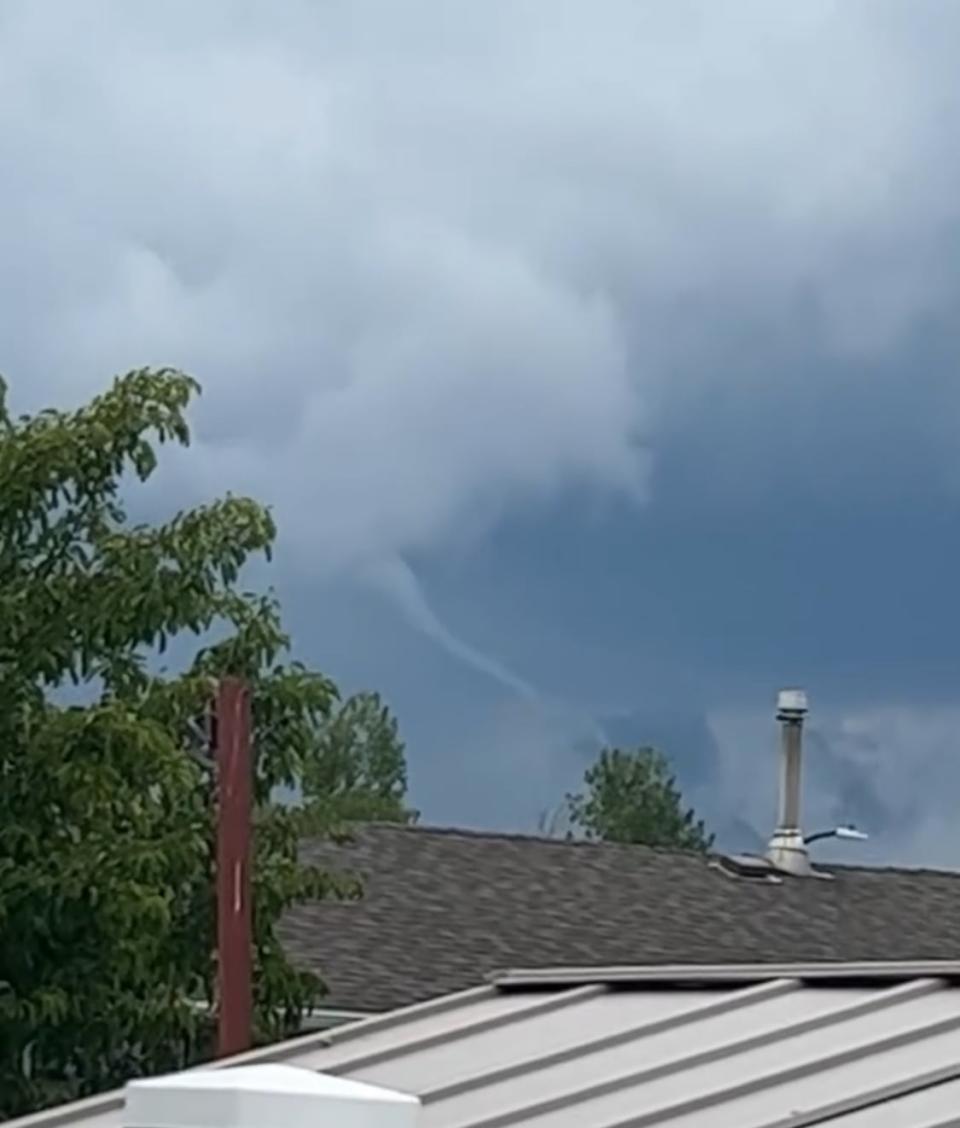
top-left (124, 1064), bottom-right (421, 1128)
top-left (766, 688), bottom-right (818, 877)
top-left (710, 853), bottom-right (783, 883)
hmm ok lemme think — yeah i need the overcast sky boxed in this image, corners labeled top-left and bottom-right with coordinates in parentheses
top-left (5, 1), bottom-right (960, 866)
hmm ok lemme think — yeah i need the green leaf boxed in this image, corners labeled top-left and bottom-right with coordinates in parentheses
top-left (0, 369), bottom-right (413, 1119)
top-left (565, 746), bottom-right (714, 852)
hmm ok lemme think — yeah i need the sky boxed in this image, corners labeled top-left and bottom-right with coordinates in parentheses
top-left (4, 0), bottom-right (960, 866)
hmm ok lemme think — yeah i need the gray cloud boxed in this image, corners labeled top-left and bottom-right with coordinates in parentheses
top-left (708, 703), bottom-right (960, 867)
top-left (5, 0), bottom-right (960, 572)
top-left (5, 1), bottom-right (960, 860)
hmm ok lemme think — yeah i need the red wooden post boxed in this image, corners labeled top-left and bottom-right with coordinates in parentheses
top-left (215, 677), bottom-right (253, 1057)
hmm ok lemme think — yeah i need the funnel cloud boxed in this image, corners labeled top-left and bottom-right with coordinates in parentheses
top-left (4, 1), bottom-right (960, 864)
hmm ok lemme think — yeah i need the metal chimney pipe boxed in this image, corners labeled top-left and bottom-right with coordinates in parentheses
top-left (767, 688), bottom-right (813, 876)
top-left (776, 695), bottom-right (804, 831)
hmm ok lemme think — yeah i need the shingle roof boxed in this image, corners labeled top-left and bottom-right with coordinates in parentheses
top-left (279, 824), bottom-right (960, 1013)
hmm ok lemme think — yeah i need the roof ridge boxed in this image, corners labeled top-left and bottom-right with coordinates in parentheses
top-left (823, 860), bottom-right (960, 879)
top-left (342, 822), bottom-right (960, 877)
top-left (350, 821), bottom-right (609, 847)
top-left (348, 820), bottom-right (709, 858)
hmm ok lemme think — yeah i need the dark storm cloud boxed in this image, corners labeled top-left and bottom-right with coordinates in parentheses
top-left (5, 0), bottom-right (960, 861)
top-left (5, 0), bottom-right (960, 571)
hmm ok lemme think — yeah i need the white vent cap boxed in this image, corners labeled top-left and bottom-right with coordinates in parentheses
top-left (124, 1064), bottom-right (421, 1128)
top-left (776, 688), bottom-right (808, 715)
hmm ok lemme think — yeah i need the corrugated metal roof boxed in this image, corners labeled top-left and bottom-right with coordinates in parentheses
top-left (10, 963), bottom-right (960, 1128)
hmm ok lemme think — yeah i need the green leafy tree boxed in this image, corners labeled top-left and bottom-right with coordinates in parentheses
top-left (566, 747), bottom-right (714, 852)
top-left (304, 691), bottom-right (417, 824)
top-left (0, 370), bottom-right (410, 1119)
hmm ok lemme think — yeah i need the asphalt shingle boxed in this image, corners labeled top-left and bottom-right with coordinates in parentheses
top-left (278, 824), bottom-right (960, 1012)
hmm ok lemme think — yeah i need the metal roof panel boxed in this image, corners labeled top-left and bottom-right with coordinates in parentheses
top-left (8, 967), bottom-right (960, 1128)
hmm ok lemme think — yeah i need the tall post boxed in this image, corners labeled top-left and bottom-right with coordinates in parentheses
top-left (215, 677), bottom-right (253, 1057)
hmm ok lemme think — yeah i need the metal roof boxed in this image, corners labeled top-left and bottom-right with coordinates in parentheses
top-left (11, 962), bottom-right (960, 1128)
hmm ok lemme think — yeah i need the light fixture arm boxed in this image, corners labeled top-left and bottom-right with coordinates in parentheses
top-left (804, 825), bottom-right (868, 846)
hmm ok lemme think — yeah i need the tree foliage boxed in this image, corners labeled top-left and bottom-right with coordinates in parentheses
top-left (565, 747), bottom-right (714, 852)
top-left (304, 691), bottom-right (417, 824)
top-left (0, 370), bottom-right (410, 1118)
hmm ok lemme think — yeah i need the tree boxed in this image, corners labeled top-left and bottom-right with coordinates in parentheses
top-left (565, 747), bottom-right (714, 852)
top-left (0, 370), bottom-right (410, 1119)
top-left (304, 691), bottom-right (417, 824)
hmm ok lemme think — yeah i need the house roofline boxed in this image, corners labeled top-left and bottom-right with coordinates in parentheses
top-left (306, 821), bottom-right (960, 878)
top-left (490, 959), bottom-right (960, 988)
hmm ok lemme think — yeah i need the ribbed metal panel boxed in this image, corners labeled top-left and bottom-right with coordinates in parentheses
top-left (8, 969), bottom-right (960, 1128)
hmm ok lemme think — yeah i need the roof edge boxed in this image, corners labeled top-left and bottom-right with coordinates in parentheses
top-left (490, 960), bottom-right (960, 988)
top-left (302, 822), bottom-right (960, 878)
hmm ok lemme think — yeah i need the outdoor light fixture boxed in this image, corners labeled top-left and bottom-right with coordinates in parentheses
top-left (804, 825), bottom-right (869, 846)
